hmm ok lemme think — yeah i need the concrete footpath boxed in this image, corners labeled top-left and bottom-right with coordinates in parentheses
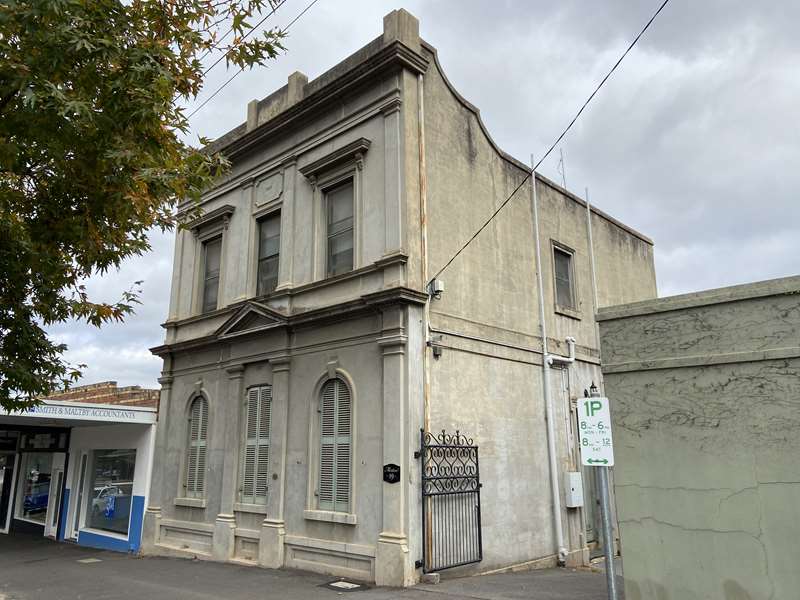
top-left (0, 533), bottom-right (621, 600)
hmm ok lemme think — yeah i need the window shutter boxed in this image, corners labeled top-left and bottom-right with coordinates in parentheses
top-left (318, 382), bottom-right (336, 510)
top-left (186, 397), bottom-right (208, 497)
top-left (334, 381), bottom-right (351, 513)
top-left (318, 379), bottom-right (352, 512)
top-left (241, 386), bottom-right (271, 505)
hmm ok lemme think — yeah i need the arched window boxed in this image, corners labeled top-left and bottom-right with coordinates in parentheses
top-left (318, 378), bottom-right (352, 512)
top-left (185, 396), bottom-right (209, 498)
top-left (241, 385), bottom-right (271, 505)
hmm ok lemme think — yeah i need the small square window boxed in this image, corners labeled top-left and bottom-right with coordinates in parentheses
top-left (326, 181), bottom-right (354, 277)
top-left (257, 214), bottom-right (281, 296)
top-left (553, 246), bottom-right (575, 310)
top-left (201, 237), bottom-right (222, 313)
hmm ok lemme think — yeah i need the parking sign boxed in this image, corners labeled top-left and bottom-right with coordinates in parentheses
top-left (578, 396), bottom-right (614, 467)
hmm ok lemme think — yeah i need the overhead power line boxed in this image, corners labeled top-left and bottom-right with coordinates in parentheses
top-left (187, 0), bottom-right (322, 120)
top-left (428, 0), bottom-right (671, 285)
top-left (201, 0), bottom-right (288, 77)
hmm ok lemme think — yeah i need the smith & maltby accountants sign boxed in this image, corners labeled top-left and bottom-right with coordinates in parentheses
top-left (1, 401), bottom-right (156, 424)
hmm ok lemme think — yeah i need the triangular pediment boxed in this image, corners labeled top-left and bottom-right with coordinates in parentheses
top-left (216, 302), bottom-right (287, 339)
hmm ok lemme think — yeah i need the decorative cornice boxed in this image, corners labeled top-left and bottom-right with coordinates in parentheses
top-left (183, 204), bottom-right (235, 232)
top-left (298, 137), bottom-right (371, 181)
top-left (270, 355), bottom-right (292, 373)
top-left (281, 154), bottom-right (298, 168)
top-left (374, 251), bottom-right (408, 269)
top-left (226, 364), bottom-right (245, 379)
top-left (362, 287), bottom-right (428, 308)
top-left (222, 41), bottom-right (428, 160)
top-left (380, 97), bottom-right (402, 117)
top-left (150, 286), bottom-right (428, 357)
top-left (377, 333), bottom-right (407, 351)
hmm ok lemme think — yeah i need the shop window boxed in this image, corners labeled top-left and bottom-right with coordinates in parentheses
top-left (185, 396), bottom-right (209, 498)
top-left (16, 453), bottom-right (52, 524)
top-left (240, 386), bottom-right (271, 505)
top-left (317, 378), bottom-right (351, 513)
top-left (86, 449), bottom-right (136, 535)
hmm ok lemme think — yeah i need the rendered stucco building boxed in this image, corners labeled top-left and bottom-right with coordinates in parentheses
top-left (598, 276), bottom-right (800, 600)
top-left (142, 10), bottom-right (657, 585)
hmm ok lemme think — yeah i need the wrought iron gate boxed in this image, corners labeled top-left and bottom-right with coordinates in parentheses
top-left (418, 429), bottom-right (482, 573)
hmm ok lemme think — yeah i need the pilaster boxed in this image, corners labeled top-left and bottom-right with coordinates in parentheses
top-left (375, 307), bottom-right (413, 586)
top-left (259, 355), bottom-right (291, 569)
top-left (382, 97), bottom-right (404, 261)
top-left (276, 158), bottom-right (296, 291)
top-left (142, 373), bottom-right (173, 554)
top-left (212, 364), bottom-right (245, 562)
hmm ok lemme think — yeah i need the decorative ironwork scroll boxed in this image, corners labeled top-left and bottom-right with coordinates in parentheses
top-left (419, 429), bottom-right (482, 573)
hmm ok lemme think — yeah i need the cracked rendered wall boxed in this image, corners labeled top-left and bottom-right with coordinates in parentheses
top-left (597, 276), bottom-right (800, 600)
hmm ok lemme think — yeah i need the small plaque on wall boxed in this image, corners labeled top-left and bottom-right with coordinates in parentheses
top-left (383, 463), bottom-right (401, 484)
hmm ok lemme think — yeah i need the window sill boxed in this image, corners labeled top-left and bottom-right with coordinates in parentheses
top-left (234, 502), bottom-right (268, 515)
top-left (554, 305), bottom-right (581, 321)
top-left (174, 497), bottom-right (207, 508)
top-left (303, 510), bottom-right (357, 525)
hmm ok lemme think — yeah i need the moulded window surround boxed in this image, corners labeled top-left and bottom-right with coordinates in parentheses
top-left (308, 160), bottom-right (364, 282)
top-left (184, 396), bottom-right (209, 499)
top-left (317, 377), bottom-right (352, 513)
top-left (201, 236), bottom-right (222, 313)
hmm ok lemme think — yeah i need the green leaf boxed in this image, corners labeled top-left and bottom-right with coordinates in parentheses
top-left (0, 0), bottom-right (284, 410)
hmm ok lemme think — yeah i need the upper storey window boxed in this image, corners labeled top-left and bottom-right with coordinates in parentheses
top-left (184, 203), bottom-right (234, 316)
top-left (326, 180), bottom-right (354, 277)
top-left (553, 245), bottom-right (576, 310)
top-left (202, 237), bottom-right (222, 313)
top-left (298, 137), bottom-right (370, 282)
top-left (257, 213), bottom-right (281, 295)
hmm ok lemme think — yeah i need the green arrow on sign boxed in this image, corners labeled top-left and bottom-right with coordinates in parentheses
top-left (587, 458), bottom-right (609, 465)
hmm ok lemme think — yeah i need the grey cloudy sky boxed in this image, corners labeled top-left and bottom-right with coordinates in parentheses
top-left (48, 0), bottom-right (800, 389)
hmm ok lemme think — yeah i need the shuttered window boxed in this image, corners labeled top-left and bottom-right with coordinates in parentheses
top-left (241, 386), bottom-right (272, 505)
top-left (185, 396), bottom-right (209, 497)
top-left (318, 378), bottom-right (352, 513)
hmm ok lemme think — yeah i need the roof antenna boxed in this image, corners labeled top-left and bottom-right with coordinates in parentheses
top-left (556, 147), bottom-right (567, 189)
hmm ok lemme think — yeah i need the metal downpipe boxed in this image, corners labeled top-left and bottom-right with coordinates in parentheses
top-left (531, 162), bottom-right (568, 565)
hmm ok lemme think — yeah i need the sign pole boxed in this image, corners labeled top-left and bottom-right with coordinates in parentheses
top-left (586, 386), bottom-right (619, 600)
top-left (597, 461), bottom-right (618, 599)
top-left (579, 385), bottom-right (618, 600)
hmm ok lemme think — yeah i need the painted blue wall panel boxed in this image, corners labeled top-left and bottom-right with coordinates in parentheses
top-left (128, 495), bottom-right (144, 552)
top-left (76, 495), bottom-right (145, 553)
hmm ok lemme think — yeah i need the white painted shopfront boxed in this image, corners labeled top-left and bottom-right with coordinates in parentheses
top-left (0, 400), bottom-right (156, 552)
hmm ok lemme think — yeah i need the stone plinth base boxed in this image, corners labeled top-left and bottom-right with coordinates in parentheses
top-left (212, 514), bottom-right (236, 562)
top-left (259, 519), bottom-right (286, 569)
top-left (375, 532), bottom-right (413, 587)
